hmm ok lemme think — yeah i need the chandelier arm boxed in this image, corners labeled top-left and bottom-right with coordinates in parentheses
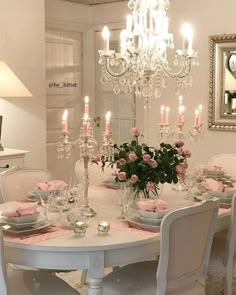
top-left (162, 58), bottom-right (192, 79)
top-left (104, 58), bottom-right (132, 78)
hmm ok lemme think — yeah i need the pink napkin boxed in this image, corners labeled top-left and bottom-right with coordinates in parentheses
top-left (2, 203), bottom-right (38, 217)
top-left (37, 180), bottom-right (68, 191)
top-left (224, 183), bottom-right (236, 192)
top-left (137, 199), bottom-right (168, 212)
top-left (203, 178), bottom-right (224, 192)
top-left (200, 165), bottom-right (222, 171)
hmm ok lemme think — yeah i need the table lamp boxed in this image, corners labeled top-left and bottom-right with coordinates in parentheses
top-left (0, 61), bottom-right (32, 150)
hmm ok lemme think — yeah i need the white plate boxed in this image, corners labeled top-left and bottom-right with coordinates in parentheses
top-left (138, 216), bottom-right (162, 226)
top-left (1, 217), bottom-right (45, 230)
top-left (208, 190), bottom-right (235, 199)
top-left (4, 211), bottom-right (40, 224)
top-left (1, 218), bottom-right (51, 234)
top-left (126, 216), bottom-right (160, 232)
top-left (138, 209), bottom-right (169, 219)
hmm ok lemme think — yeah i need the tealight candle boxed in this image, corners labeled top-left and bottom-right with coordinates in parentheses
top-left (97, 221), bottom-right (110, 234)
top-left (74, 221), bottom-right (88, 236)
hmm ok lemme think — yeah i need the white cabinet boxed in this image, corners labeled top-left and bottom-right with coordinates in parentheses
top-left (0, 148), bottom-right (29, 171)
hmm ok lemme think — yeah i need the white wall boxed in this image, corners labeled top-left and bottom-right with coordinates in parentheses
top-left (0, 0), bottom-right (46, 168)
top-left (91, 0), bottom-right (236, 165)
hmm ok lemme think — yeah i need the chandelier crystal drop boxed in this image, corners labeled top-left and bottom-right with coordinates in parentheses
top-left (98, 0), bottom-right (198, 103)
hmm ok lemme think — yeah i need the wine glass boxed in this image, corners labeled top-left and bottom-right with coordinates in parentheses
top-left (39, 191), bottom-right (53, 220)
top-left (69, 175), bottom-right (83, 206)
top-left (53, 189), bottom-right (69, 219)
top-left (184, 171), bottom-right (198, 199)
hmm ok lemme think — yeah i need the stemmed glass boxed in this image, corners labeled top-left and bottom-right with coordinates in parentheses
top-left (69, 175), bottom-right (83, 206)
top-left (117, 182), bottom-right (130, 219)
top-left (53, 189), bottom-right (69, 219)
top-left (184, 169), bottom-right (198, 199)
top-left (39, 191), bottom-right (53, 220)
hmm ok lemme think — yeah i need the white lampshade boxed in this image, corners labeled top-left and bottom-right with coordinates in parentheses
top-left (0, 61), bottom-right (32, 97)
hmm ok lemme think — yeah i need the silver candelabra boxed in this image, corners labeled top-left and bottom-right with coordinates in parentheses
top-left (57, 123), bottom-right (98, 217)
top-left (159, 123), bottom-right (204, 144)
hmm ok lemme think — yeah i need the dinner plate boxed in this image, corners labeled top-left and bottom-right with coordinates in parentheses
top-left (0, 216), bottom-right (46, 230)
top-left (126, 216), bottom-right (160, 232)
top-left (138, 209), bottom-right (169, 219)
top-left (1, 218), bottom-right (51, 234)
top-left (138, 216), bottom-right (162, 226)
top-left (208, 190), bottom-right (235, 199)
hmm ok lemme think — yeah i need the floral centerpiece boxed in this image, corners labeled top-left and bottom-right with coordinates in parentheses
top-left (103, 128), bottom-right (190, 199)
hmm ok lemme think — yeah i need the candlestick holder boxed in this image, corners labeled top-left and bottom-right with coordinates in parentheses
top-left (159, 123), bottom-right (204, 144)
top-left (57, 123), bottom-right (98, 217)
top-left (56, 132), bottom-right (76, 160)
top-left (78, 126), bottom-right (98, 217)
top-left (100, 132), bottom-right (114, 162)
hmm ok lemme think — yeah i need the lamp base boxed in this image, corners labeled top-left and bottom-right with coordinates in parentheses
top-left (0, 143), bottom-right (4, 151)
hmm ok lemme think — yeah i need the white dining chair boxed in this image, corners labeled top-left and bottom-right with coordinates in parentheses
top-left (207, 193), bottom-right (236, 295)
top-left (0, 166), bottom-right (51, 203)
top-left (103, 199), bottom-right (219, 295)
top-left (0, 230), bottom-right (80, 295)
top-left (208, 153), bottom-right (236, 179)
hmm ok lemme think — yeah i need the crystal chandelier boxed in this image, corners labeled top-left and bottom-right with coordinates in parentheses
top-left (98, 0), bottom-right (198, 106)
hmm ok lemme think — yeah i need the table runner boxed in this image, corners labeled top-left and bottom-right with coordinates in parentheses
top-left (3, 226), bottom-right (73, 245)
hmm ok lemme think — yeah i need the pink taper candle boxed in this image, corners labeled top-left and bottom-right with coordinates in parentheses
top-left (194, 109), bottom-right (199, 127)
top-left (160, 106), bottom-right (165, 124)
top-left (62, 110), bottom-right (68, 133)
top-left (84, 96), bottom-right (89, 116)
top-left (165, 107), bottom-right (170, 124)
top-left (198, 104), bottom-right (203, 125)
top-left (178, 106), bottom-right (185, 125)
top-left (178, 95), bottom-right (183, 107)
top-left (83, 114), bottom-right (89, 137)
top-left (105, 111), bottom-right (111, 135)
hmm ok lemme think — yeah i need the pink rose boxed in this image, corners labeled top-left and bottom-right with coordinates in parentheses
top-left (149, 160), bottom-right (158, 168)
top-left (130, 174), bottom-right (138, 184)
top-left (176, 164), bottom-right (187, 175)
top-left (129, 152), bottom-right (137, 162)
top-left (118, 172), bottom-right (126, 181)
top-left (146, 181), bottom-right (155, 191)
top-left (175, 140), bottom-right (184, 148)
top-left (182, 149), bottom-right (191, 158)
top-left (119, 158), bottom-right (126, 166)
top-left (143, 154), bottom-right (151, 162)
top-left (132, 127), bottom-right (139, 137)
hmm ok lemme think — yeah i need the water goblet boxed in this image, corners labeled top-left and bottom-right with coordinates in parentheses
top-left (39, 191), bottom-right (53, 220)
top-left (53, 189), bottom-right (69, 218)
top-left (184, 171), bottom-right (198, 199)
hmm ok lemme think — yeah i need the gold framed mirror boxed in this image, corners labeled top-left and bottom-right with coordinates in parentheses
top-left (209, 34), bottom-right (236, 131)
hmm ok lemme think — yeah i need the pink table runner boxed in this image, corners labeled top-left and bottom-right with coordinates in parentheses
top-left (3, 226), bottom-right (73, 245)
top-left (111, 221), bottom-right (160, 236)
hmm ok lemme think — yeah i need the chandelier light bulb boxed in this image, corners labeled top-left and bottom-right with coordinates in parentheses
top-left (102, 26), bottom-right (110, 40)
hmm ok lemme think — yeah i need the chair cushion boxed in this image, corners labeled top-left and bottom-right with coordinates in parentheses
top-left (103, 261), bottom-right (205, 295)
top-left (8, 269), bottom-right (79, 295)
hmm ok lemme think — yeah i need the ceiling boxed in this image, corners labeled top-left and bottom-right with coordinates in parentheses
top-left (64, 0), bottom-right (126, 5)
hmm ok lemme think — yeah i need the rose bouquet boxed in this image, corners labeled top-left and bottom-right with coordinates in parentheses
top-left (106, 128), bottom-right (188, 199)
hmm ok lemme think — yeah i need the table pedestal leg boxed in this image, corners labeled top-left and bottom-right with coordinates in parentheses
top-left (88, 252), bottom-right (104, 295)
top-left (88, 278), bottom-right (103, 295)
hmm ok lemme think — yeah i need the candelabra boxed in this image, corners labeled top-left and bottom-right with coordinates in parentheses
top-left (159, 123), bottom-right (204, 144)
top-left (100, 132), bottom-right (114, 162)
top-left (57, 122), bottom-right (98, 218)
top-left (57, 132), bottom-right (76, 160)
top-left (99, 0), bottom-right (198, 106)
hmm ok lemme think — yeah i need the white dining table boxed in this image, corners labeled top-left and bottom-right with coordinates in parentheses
top-left (2, 185), bottom-right (231, 295)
